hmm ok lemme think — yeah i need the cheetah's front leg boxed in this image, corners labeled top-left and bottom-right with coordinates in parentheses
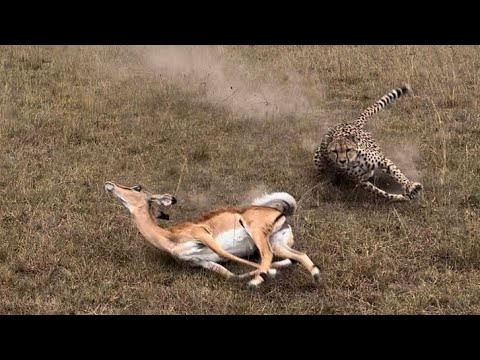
top-left (314, 151), bottom-right (329, 172)
top-left (380, 158), bottom-right (423, 199)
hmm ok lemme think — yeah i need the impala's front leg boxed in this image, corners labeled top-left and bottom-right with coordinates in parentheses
top-left (190, 227), bottom-right (262, 270)
top-left (235, 260), bottom-right (293, 280)
top-left (194, 260), bottom-right (237, 279)
top-left (192, 260), bottom-right (281, 281)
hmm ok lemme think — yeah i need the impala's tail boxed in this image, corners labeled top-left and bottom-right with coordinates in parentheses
top-left (251, 192), bottom-right (297, 216)
top-left (354, 84), bottom-right (412, 128)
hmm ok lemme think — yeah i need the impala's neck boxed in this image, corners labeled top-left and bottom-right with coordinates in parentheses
top-left (131, 204), bottom-right (175, 253)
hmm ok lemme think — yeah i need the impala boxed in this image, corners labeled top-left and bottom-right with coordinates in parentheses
top-left (104, 181), bottom-right (321, 288)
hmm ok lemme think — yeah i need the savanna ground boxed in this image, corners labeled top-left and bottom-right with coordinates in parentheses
top-left (1, 45), bottom-right (480, 314)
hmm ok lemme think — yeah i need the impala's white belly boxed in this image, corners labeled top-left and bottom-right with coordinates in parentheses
top-left (270, 224), bottom-right (294, 248)
top-left (179, 228), bottom-right (256, 263)
top-left (178, 224), bottom-right (294, 264)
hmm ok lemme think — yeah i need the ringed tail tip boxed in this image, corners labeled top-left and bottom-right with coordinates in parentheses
top-left (401, 83), bottom-right (413, 95)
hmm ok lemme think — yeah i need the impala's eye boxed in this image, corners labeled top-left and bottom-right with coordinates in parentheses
top-left (133, 185), bottom-right (142, 192)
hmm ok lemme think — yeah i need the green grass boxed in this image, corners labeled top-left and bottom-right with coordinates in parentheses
top-left (1, 45), bottom-right (480, 314)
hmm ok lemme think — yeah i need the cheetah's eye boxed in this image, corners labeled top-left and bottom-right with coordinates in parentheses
top-left (346, 149), bottom-right (352, 153)
top-left (332, 150), bottom-right (338, 154)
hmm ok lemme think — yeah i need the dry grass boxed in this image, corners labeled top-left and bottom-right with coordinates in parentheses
top-left (1, 45), bottom-right (480, 314)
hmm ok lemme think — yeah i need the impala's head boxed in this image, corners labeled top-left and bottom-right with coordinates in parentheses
top-left (327, 134), bottom-right (359, 168)
top-left (104, 181), bottom-right (177, 220)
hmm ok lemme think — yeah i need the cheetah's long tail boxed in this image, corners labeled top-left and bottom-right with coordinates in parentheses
top-left (354, 84), bottom-right (412, 128)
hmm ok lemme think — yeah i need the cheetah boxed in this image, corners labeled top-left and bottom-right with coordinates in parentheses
top-left (313, 84), bottom-right (423, 202)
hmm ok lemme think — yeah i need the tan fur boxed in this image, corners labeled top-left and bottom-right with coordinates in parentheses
top-left (105, 181), bottom-right (320, 288)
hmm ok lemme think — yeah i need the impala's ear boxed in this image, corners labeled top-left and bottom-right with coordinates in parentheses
top-left (150, 194), bottom-right (177, 207)
top-left (156, 212), bottom-right (170, 221)
top-left (148, 198), bottom-right (171, 221)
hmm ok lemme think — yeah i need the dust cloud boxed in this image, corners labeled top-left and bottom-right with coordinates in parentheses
top-left (107, 46), bottom-right (422, 194)
top-left (187, 191), bottom-right (212, 211)
top-left (240, 184), bottom-right (270, 206)
top-left (385, 142), bottom-right (422, 182)
top-left (141, 45), bottom-right (321, 120)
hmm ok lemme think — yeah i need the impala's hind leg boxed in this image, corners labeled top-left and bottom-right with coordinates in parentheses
top-left (272, 244), bottom-right (321, 283)
top-left (271, 259), bottom-right (293, 268)
top-left (246, 228), bottom-right (274, 289)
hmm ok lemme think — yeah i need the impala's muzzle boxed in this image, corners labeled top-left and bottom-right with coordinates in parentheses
top-left (104, 181), bottom-right (115, 192)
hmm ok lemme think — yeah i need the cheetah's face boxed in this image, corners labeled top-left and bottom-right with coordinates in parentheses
top-left (327, 136), bottom-right (358, 168)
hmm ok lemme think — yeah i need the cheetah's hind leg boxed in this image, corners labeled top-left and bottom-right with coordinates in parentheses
top-left (359, 180), bottom-right (408, 202)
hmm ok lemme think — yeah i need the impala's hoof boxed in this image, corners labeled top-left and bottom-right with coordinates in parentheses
top-left (267, 268), bottom-right (277, 278)
top-left (247, 276), bottom-right (264, 289)
top-left (312, 266), bottom-right (321, 283)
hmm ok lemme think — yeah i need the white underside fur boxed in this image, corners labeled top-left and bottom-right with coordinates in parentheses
top-left (178, 192), bottom-right (296, 265)
top-left (179, 225), bottom-right (294, 264)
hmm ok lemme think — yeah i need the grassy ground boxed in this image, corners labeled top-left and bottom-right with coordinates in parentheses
top-left (1, 45), bottom-right (480, 314)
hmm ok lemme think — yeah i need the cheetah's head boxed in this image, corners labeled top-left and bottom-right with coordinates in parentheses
top-left (327, 135), bottom-right (359, 168)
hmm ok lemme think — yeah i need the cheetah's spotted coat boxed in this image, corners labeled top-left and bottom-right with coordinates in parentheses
top-left (314, 85), bottom-right (423, 201)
